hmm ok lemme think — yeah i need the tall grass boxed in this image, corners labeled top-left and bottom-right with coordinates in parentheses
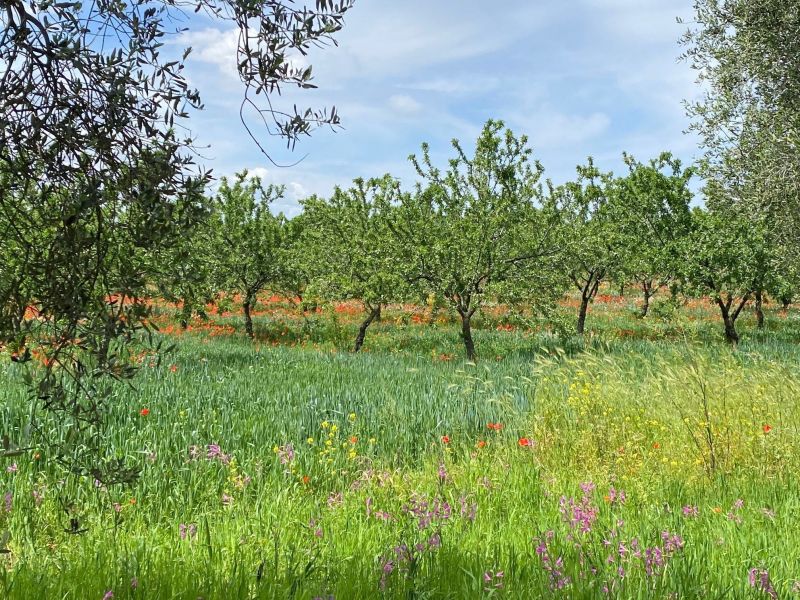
top-left (1, 299), bottom-right (799, 598)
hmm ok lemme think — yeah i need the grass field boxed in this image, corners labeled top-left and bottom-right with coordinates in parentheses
top-left (2, 294), bottom-right (800, 598)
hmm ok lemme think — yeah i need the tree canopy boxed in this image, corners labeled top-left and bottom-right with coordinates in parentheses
top-left (0, 0), bottom-right (352, 478)
top-left (392, 120), bottom-right (561, 360)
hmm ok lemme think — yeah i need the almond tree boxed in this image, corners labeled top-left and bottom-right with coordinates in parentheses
top-left (300, 175), bottom-right (406, 352)
top-left (392, 120), bottom-right (562, 361)
top-left (608, 152), bottom-right (695, 317)
top-left (683, 207), bottom-right (770, 344)
top-left (213, 172), bottom-right (287, 339)
top-left (555, 159), bottom-right (619, 334)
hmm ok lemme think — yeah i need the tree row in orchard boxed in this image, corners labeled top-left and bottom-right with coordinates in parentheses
top-left (164, 119), bottom-right (796, 360)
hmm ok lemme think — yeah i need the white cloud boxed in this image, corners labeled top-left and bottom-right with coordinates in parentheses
top-left (179, 28), bottom-right (239, 80)
top-left (246, 167), bottom-right (270, 180)
top-left (287, 181), bottom-right (309, 200)
top-left (511, 110), bottom-right (611, 148)
top-left (388, 94), bottom-right (423, 115)
top-left (174, 0), bottom-right (702, 213)
top-left (305, 2), bottom-right (552, 85)
top-left (399, 77), bottom-right (500, 95)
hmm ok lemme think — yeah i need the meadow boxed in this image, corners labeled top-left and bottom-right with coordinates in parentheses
top-left (2, 294), bottom-right (800, 599)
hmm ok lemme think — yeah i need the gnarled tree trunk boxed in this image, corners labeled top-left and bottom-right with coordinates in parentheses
top-left (243, 293), bottom-right (255, 339)
top-left (180, 302), bottom-right (192, 330)
top-left (716, 293), bottom-right (750, 345)
top-left (575, 269), bottom-right (604, 335)
top-left (458, 307), bottom-right (477, 361)
top-left (353, 304), bottom-right (381, 352)
top-left (577, 296), bottom-right (590, 335)
top-left (640, 280), bottom-right (653, 318)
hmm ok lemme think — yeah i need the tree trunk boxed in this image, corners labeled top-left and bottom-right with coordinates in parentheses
top-left (243, 295), bottom-right (254, 339)
top-left (641, 281), bottom-right (652, 318)
top-left (180, 302), bottom-right (191, 330)
top-left (782, 297), bottom-right (791, 311)
top-left (755, 291), bottom-right (765, 329)
top-left (577, 296), bottom-right (589, 335)
top-left (574, 270), bottom-right (603, 335)
top-left (716, 296), bottom-right (747, 345)
top-left (353, 304), bottom-right (381, 352)
top-left (722, 312), bottom-right (739, 345)
top-left (619, 282), bottom-right (625, 298)
top-left (460, 311), bottom-right (476, 361)
top-left (374, 304), bottom-right (382, 322)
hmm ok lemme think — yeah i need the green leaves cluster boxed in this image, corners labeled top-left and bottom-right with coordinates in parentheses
top-left (299, 176), bottom-right (406, 350)
top-left (212, 173), bottom-right (289, 338)
top-left (392, 120), bottom-right (563, 359)
top-left (0, 0), bottom-right (353, 485)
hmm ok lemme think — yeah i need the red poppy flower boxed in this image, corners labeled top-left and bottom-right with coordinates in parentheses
top-left (349, 436), bottom-right (358, 444)
top-left (441, 435), bottom-right (450, 444)
top-left (487, 422), bottom-right (503, 431)
top-left (518, 437), bottom-right (532, 447)
top-left (302, 475), bottom-right (310, 485)
top-left (140, 408), bottom-right (150, 417)
top-left (476, 440), bottom-right (486, 449)
top-left (652, 442), bottom-right (660, 450)
top-left (763, 424), bottom-right (773, 434)
top-left (169, 364), bottom-right (178, 373)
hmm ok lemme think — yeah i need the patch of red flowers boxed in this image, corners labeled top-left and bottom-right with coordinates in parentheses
top-left (139, 408), bottom-right (150, 417)
top-left (487, 422), bottom-right (503, 431)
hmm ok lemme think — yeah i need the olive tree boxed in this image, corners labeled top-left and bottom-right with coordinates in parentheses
top-left (0, 1), bottom-right (352, 480)
top-left (301, 175), bottom-right (406, 352)
top-left (682, 0), bottom-right (800, 280)
top-left (392, 120), bottom-right (561, 361)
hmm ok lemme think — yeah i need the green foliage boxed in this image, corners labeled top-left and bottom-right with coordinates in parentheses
top-left (393, 120), bottom-right (563, 359)
top-left (212, 172), bottom-right (288, 338)
top-left (553, 158), bottom-right (619, 333)
top-left (300, 176), bottom-right (407, 350)
top-left (0, 154), bottom-right (192, 484)
top-left (682, 206), bottom-right (773, 343)
top-left (681, 0), bottom-right (800, 282)
top-left (3, 311), bottom-right (800, 597)
top-left (152, 185), bottom-right (218, 328)
top-left (0, 0), bottom-right (353, 487)
top-left (608, 152), bottom-right (695, 316)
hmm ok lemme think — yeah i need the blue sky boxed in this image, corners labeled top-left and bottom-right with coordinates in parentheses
top-left (176, 0), bottom-right (700, 215)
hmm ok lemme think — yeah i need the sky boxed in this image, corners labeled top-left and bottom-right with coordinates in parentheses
top-left (175, 0), bottom-right (701, 216)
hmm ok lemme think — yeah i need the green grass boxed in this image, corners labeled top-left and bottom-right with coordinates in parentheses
top-left (2, 297), bottom-right (800, 598)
